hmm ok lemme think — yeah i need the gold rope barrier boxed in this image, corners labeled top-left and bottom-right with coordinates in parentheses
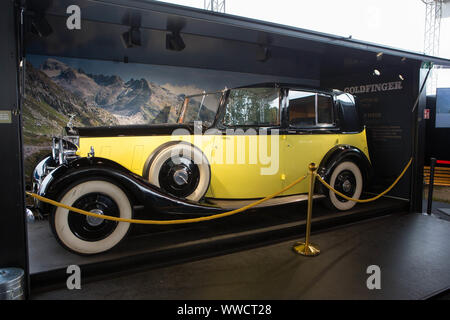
top-left (26, 174), bottom-right (307, 225)
top-left (315, 158), bottom-right (412, 203)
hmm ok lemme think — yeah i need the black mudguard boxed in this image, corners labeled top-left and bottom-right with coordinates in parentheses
top-left (38, 157), bottom-right (224, 218)
top-left (317, 145), bottom-right (372, 192)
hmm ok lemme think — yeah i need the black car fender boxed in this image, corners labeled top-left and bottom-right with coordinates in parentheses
top-left (39, 157), bottom-right (224, 217)
top-left (317, 145), bottom-right (372, 192)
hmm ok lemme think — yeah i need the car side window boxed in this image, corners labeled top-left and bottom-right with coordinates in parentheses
top-left (288, 90), bottom-right (334, 128)
top-left (317, 94), bottom-right (334, 125)
top-left (223, 88), bottom-right (280, 126)
top-left (288, 91), bottom-right (316, 127)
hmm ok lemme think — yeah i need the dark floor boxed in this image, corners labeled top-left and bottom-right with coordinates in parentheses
top-left (32, 212), bottom-right (450, 300)
top-left (28, 197), bottom-right (406, 276)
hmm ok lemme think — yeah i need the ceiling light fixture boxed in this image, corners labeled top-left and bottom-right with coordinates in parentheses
top-left (256, 46), bottom-right (271, 62)
top-left (166, 31), bottom-right (185, 51)
top-left (121, 26), bottom-right (141, 48)
top-left (121, 12), bottom-right (142, 49)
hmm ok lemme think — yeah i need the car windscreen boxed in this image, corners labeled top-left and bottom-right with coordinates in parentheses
top-left (178, 92), bottom-right (223, 127)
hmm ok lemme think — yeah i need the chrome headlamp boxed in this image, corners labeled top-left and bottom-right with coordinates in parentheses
top-left (32, 156), bottom-right (54, 188)
top-left (31, 156), bottom-right (56, 208)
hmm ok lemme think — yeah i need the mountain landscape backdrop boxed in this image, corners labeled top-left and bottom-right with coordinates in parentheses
top-left (23, 57), bottom-right (187, 182)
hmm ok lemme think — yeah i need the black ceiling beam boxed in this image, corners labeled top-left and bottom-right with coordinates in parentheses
top-left (26, 0), bottom-right (450, 67)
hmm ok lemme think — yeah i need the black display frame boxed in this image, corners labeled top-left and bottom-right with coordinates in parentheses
top-left (2, 0), bottom-right (450, 297)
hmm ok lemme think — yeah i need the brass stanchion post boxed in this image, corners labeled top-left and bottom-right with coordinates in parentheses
top-left (293, 163), bottom-right (320, 256)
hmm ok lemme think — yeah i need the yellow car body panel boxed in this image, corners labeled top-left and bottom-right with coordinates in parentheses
top-left (281, 129), bottom-right (369, 196)
top-left (76, 128), bottom-right (369, 199)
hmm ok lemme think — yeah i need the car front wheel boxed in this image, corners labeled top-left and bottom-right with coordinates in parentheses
top-left (324, 161), bottom-right (363, 211)
top-left (50, 179), bottom-right (132, 255)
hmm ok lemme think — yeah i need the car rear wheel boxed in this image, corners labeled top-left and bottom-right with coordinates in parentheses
top-left (146, 143), bottom-right (210, 202)
top-left (51, 179), bottom-right (132, 255)
top-left (324, 161), bottom-right (363, 211)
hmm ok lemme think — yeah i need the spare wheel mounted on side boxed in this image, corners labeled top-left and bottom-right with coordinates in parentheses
top-left (144, 142), bottom-right (211, 202)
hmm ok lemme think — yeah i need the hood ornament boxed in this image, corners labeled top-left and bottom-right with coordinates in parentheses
top-left (67, 114), bottom-right (76, 134)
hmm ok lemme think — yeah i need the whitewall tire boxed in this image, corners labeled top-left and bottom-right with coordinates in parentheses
top-left (52, 180), bottom-right (132, 255)
top-left (147, 143), bottom-right (210, 202)
top-left (327, 161), bottom-right (363, 211)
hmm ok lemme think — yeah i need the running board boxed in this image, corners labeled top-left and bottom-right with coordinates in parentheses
top-left (205, 194), bottom-right (326, 210)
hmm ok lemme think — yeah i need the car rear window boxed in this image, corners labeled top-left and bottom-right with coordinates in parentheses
top-left (288, 90), bottom-right (334, 128)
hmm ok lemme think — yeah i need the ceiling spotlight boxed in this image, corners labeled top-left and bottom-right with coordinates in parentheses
top-left (256, 46), bottom-right (271, 62)
top-left (373, 69), bottom-right (381, 76)
top-left (401, 57), bottom-right (406, 62)
top-left (121, 26), bottom-right (141, 48)
top-left (376, 52), bottom-right (383, 61)
top-left (399, 74), bottom-right (405, 81)
top-left (166, 31), bottom-right (185, 51)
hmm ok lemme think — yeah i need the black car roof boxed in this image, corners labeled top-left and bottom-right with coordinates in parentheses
top-left (235, 82), bottom-right (340, 95)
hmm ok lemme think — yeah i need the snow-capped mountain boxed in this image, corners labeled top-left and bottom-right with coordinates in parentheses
top-left (40, 58), bottom-right (183, 124)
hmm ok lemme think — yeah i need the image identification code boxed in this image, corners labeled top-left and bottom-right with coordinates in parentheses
top-left (177, 304), bottom-right (272, 317)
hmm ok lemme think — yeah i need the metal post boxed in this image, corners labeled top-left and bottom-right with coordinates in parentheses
top-left (293, 163), bottom-right (320, 256)
top-left (427, 157), bottom-right (436, 214)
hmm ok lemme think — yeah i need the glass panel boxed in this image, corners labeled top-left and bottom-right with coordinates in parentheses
top-left (436, 88), bottom-right (450, 128)
top-left (223, 88), bottom-right (280, 126)
top-left (288, 91), bottom-right (315, 127)
top-left (181, 92), bottom-right (222, 127)
top-left (317, 94), bottom-right (333, 124)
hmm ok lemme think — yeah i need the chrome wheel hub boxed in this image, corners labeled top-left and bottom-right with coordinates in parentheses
top-left (342, 180), bottom-right (352, 193)
top-left (86, 209), bottom-right (104, 227)
top-left (173, 169), bottom-right (189, 186)
top-left (158, 157), bottom-right (200, 198)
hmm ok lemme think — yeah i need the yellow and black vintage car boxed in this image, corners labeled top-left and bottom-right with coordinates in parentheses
top-left (32, 84), bottom-right (371, 254)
